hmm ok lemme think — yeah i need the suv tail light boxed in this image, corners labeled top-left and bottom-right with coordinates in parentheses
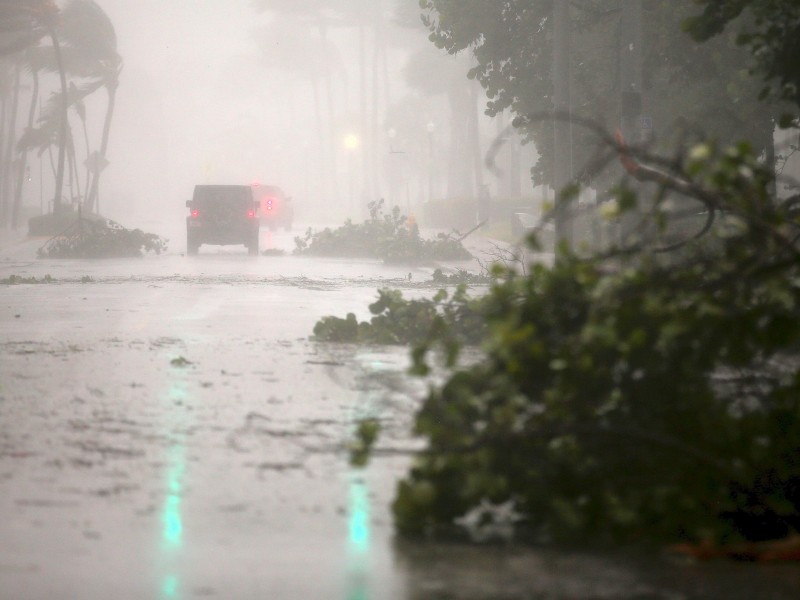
top-left (191, 209), bottom-right (200, 218)
top-left (247, 209), bottom-right (255, 218)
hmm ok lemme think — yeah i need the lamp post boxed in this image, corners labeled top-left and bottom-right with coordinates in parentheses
top-left (343, 133), bottom-right (360, 219)
top-left (426, 121), bottom-right (435, 204)
top-left (387, 128), bottom-right (397, 208)
top-left (387, 127), bottom-right (411, 216)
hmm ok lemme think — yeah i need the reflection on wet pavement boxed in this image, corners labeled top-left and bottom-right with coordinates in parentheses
top-left (160, 372), bottom-right (190, 599)
top-left (346, 474), bottom-right (370, 600)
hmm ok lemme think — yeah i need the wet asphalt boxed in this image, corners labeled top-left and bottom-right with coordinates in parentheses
top-left (1, 226), bottom-right (799, 599)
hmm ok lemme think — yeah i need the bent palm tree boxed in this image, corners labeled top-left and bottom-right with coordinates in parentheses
top-left (0, 0), bottom-right (68, 213)
top-left (57, 0), bottom-right (121, 215)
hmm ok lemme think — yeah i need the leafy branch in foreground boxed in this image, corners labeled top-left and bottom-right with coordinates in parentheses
top-left (316, 137), bottom-right (800, 549)
top-left (294, 199), bottom-right (472, 263)
top-left (390, 141), bottom-right (800, 546)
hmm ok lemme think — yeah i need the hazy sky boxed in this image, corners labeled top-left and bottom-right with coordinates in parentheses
top-left (93, 0), bottom-right (269, 227)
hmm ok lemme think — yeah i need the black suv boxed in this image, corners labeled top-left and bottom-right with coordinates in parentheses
top-left (186, 185), bottom-right (260, 255)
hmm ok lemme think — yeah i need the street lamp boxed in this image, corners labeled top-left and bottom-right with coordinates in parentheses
top-left (425, 121), bottom-right (435, 203)
top-left (344, 133), bottom-right (360, 151)
top-left (343, 133), bottom-right (360, 218)
top-left (386, 128), bottom-right (410, 214)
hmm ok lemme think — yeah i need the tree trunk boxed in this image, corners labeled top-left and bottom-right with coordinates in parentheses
top-left (86, 81), bottom-right (117, 215)
top-left (48, 24), bottom-right (68, 214)
top-left (1, 63), bottom-right (21, 227)
top-left (67, 123), bottom-right (81, 204)
top-left (470, 79), bottom-right (484, 195)
top-left (553, 0), bottom-right (573, 248)
top-left (446, 84), bottom-right (473, 200)
top-left (12, 68), bottom-right (38, 229)
top-left (766, 119), bottom-right (776, 201)
top-left (0, 68), bottom-right (8, 226)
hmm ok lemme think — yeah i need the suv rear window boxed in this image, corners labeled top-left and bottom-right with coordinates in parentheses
top-left (192, 185), bottom-right (252, 208)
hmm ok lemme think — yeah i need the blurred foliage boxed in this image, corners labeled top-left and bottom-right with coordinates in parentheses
top-left (37, 219), bottom-right (167, 259)
top-left (390, 142), bottom-right (800, 545)
top-left (350, 418), bottom-right (381, 468)
top-left (419, 0), bottom-right (780, 189)
top-left (294, 199), bottom-right (472, 262)
top-left (316, 140), bottom-right (800, 546)
top-left (683, 0), bottom-right (800, 124)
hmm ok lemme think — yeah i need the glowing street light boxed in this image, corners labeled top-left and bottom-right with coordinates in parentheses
top-left (343, 133), bottom-right (360, 151)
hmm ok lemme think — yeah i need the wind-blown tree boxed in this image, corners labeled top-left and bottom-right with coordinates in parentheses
top-left (57, 0), bottom-right (121, 215)
top-left (418, 0), bottom-right (778, 192)
top-left (0, 0), bottom-right (64, 222)
top-left (1, 0), bottom-right (119, 224)
top-left (0, 60), bottom-right (21, 224)
top-left (1, 0), bottom-right (68, 214)
top-left (10, 47), bottom-right (40, 227)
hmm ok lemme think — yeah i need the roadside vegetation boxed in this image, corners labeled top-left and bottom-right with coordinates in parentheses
top-left (0, 0), bottom-right (122, 228)
top-left (1, 274), bottom-right (54, 284)
top-left (294, 199), bottom-right (472, 263)
top-left (37, 218), bottom-right (167, 258)
top-left (312, 0), bottom-right (800, 555)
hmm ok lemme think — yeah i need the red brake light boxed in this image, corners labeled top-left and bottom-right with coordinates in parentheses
top-left (247, 209), bottom-right (255, 218)
top-left (191, 209), bottom-right (199, 218)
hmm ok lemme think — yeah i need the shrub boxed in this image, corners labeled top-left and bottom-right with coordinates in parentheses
top-left (326, 141), bottom-right (800, 547)
top-left (294, 199), bottom-right (472, 262)
top-left (37, 219), bottom-right (167, 259)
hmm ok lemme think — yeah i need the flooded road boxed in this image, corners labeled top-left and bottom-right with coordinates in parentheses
top-left (2, 228), bottom-right (799, 599)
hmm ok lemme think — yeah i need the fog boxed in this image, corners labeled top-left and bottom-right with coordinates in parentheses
top-left (99, 0), bottom-right (261, 226)
top-left (58, 0), bottom-right (525, 240)
top-left (99, 0), bottom-right (338, 232)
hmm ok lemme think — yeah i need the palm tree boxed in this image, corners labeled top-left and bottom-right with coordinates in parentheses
top-left (0, 0), bottom-right (69, 214)
top-left (2, 0), bottom-right (120, 221)
top-left (0, 2), bottom-right (46, 224)
top-left (56, 0), bottom-right (121, 215)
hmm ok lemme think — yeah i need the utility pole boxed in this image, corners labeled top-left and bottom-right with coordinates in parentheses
top-left (552, 0), bottom-right (573, 249)
top-left (619, 0), bottom-right (643, 246)
top-left (619, 0), bottom-right (643, 144)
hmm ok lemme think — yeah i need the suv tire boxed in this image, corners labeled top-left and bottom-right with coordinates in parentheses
top-left (247, 231), bottom-right (259, 256)
top-left (187, 230), bottom-right (200, 255)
